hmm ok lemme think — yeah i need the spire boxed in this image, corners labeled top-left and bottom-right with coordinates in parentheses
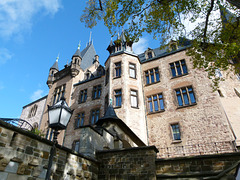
top-left (50, 55), bottom-right (59, 70)
top-left (89, 31), bottom-right (92, 45)
top-left (120, 29), bottom-right (126, 43)
top-left (72, 42), bottom-right (82, 58)
top-left (99, 103), bottom-right (120, 121)
top-left (117, 32), bottom-right (120, 40)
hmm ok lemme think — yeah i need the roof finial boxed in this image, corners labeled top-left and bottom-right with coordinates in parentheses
top-left (78, 41), bottom-right (81, 50)
top-left (89, 31), bottom-right (92, 45)
top-left (56, 53), bottom-right (60, 62)
top-left (109, 98), bottom-right (112, 105)
top-left (66, 59), bottom-right (69, 66)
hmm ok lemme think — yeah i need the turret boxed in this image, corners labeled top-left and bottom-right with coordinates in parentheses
top-left (47, 56), bottom-right (59, 88)
top-left (107, 30), bottom-right (133, 55)
top-left (71, 43), bottom-right (81, 77)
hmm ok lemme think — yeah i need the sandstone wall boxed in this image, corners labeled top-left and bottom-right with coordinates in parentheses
top-left (0, 121), bottom-right (98, 180)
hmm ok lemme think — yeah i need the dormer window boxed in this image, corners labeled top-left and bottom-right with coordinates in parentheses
top-left (147, 52), bottom-right (152, 59)
top-left (169, 40), bottom-right (178, 51)
top-left (145, 48), bottom-right (154, 59)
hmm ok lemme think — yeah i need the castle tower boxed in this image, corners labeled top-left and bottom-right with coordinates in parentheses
top-left (47, 56), bottom-right (59, 88)
top-left (71, 43), bottom-right (82, 77)
top-left (105, 31), bottom-right (148, 144)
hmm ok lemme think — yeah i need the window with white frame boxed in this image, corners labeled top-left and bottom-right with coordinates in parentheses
top-left (129, 63), bottom-right (136, 78)
top-left (130, 90), bottom-right (138, 107)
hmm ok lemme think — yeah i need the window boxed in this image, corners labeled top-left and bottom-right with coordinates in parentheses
top-left (114, 89), bottom-right (122, 107)
top-left (175, 86), bottom-right (196, 107)
top-left (130, 90), bottom-right (138, 108)
top-left (171, 124), bottom-right (181, 140)
top-left (92, 85), bottom-right (102, 99)
top-left (170, 60), bottom-right (188, 78)
top-left (52, 84), bottom-right (66, 105)
top-left (28, 104), bottom-right (38, 118)
top-left (78, 89), bottom-right (87, 103)
top-left (145, 67), bottom-right (160, 85)
top-left (129, 63), bottom-right (136, 78)
top-left (105, 68), bottom-right (109, 85)
top-left (147, 52), bottom-right (152, 59)
top-left (147, 93), bottom-right (164, 113)
top-left (72, 140), bottom-right (80, 152)
top-left (90, 109), bottom-right (100, 124)
top-left (75, 112), bottom-right (85, 128)
top-left (115, 62), bottom-right (121, 78)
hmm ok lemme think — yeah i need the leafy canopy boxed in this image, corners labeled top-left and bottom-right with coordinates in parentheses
top-left (81, 0), bottom-right (240, 88)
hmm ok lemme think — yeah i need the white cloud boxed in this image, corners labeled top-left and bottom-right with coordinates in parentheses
top-left (0, 48), bottom-right (13, 65)
top-left (0, 0), bottom-right (62, 39)
top-left (133, 37), bottom-right (148, 54)
top-left (30, 89), bottom-right (44, 101)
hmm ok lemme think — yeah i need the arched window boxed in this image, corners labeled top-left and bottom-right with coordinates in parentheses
top-left (28, 104), bottom-right (38, 118)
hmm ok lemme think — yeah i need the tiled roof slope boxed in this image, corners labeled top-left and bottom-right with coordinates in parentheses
top-left (80, 43), bottom-right (97, 70)
top-left (138, 38), bottom-right (192, 63)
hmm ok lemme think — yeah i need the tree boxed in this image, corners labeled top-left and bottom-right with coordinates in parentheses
top-left (81, 0), bottom-right (240, 88)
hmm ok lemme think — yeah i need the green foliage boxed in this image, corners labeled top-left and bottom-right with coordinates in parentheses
top-left (81, 0), bottom-right (240, 87)
top-left (30, 128), bottom-right (45, 137)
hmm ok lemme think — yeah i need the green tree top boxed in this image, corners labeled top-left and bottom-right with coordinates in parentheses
top-left (81, 0), bottom-right (240, 88)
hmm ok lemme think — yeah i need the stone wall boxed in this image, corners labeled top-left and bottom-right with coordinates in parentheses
top-left (96, 146), bottom-right (158, 180)
top-left (0, 120), bottom-right (98, 180)
top-left (156, 152), bottom-right (240, 179)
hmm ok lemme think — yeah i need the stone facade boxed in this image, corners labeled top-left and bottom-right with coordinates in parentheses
top-left (20, 35), bottom-right (240, 158)
top-left (20, 95), bottom-right (47, 130)
top-left (1, 121), bottom-right (240, 180)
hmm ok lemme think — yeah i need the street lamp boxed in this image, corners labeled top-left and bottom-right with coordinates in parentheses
top-left (45, 96), bottom-right (73, 180)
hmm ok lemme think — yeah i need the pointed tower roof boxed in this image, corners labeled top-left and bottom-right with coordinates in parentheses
top-left (72, 42), bottom-right (82, 58)
top-left (50, 56), bottom-right (59, 70)
top-left (99, 104), bottom-right (120, 121)
top-left (120, 30), bottom-right (126, 43)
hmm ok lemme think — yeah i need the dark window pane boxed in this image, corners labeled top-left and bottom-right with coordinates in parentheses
top-left (183, 93), bottom-right (189, 105)
top-left (177, 94), bottom-right (183, 106)
top-left (160, 99), bottom-right (164, 110)
top-left (146, 76), bottom-right (150, 84)
top-left (189, 92), bottom-right (196, 103)
top-left (149, 101), bottom-right (153, 112)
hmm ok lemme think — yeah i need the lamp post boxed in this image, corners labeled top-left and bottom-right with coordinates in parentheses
top-left (45, 97), bottom-right (73, 180)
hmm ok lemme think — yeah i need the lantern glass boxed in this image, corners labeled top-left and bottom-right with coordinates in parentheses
top-left (60, 108), bottom-right (72, 127)
top-left (48, 108), bottom-right (61, 125)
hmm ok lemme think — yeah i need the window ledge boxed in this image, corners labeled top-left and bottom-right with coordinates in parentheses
top-left (113, 76), bottom-right (121, 79)
top-left (114, 106), bottom-right (122, 109)
top-left (92, 97), bottom-right (101, 100)
top-left (171, 73), bottom-right (188, 79)
top-left (145, 80), bottom-right (160, 87)
top-left (176, 103), bottom-right (197, 109)
top-left (130, 77), bottom-right (137, 80)
top-left (171, 140), bottom-right (182, 144)
top-left (131, 106), bottom-right (139, 109)
top-left (78, 101), bottom-right (86, 104)
top-left (147, 110), bottom-right (165, 115)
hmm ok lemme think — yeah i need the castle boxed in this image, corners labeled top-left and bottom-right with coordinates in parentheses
top-left (20, 33), bottom-right (240, 158)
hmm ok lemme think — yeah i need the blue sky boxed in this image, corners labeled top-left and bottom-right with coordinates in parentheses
top-left (0, 0), bottom-right (159, 118)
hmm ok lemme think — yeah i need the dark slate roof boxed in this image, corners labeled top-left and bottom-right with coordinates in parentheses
top-left (51, 60), bottom-right (59, 70)
top-left (99, 104), bottom-right (120, 121)
top-left (138, 38), bottom-right (192, 63)
top-left (72, 48), bottom-right (82, 58)
top-left (80, 43), bottom-right (97, 70)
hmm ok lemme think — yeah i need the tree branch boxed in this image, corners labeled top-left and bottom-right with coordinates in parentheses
top-left (203, 0), bottom-right (215, 47)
